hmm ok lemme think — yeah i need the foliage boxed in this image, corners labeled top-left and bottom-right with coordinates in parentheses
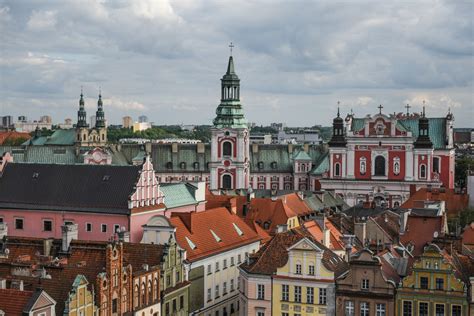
top-left (107, 125), bottom-right (211, 143)
top-left (455, 156), bottom-right (474, 188)
top-left (250, 125), bottom-right (278, 134)
top-left (2, 137), bottom-right (29, 146)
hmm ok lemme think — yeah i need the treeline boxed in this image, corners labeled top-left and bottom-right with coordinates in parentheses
top-left (107, 125), bottom-right (212, 143)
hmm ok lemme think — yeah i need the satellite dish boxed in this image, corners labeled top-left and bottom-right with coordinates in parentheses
top-left (433, 231), bottom-right (439, 238)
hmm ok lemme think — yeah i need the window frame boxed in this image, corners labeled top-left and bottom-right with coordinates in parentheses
top-left (43, 219), bottom-right (53, 232)
top-left (15, 217), bottom-right (24, 230)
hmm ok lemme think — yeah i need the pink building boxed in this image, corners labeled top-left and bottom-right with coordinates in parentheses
top-left (0, 156), bottom-right (205, 242)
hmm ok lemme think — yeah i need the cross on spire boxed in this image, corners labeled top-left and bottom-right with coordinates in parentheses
top-left (405, 103), bottom-right (411, 115)
top-left (80, 85), bottom-right (83, 96)
top-left (337, 101), bottom-right (340, 117)
top-left (229, 42), bottom-right (234, 56)
top-left (378, 104), bottom-right (383, 114)
top-left (422, 100), bottom-right (426, 117)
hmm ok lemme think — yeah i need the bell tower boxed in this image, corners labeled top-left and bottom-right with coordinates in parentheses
top-left (210, 46), bottom-right (250, 190)
top-left (75, 89), bottom-right (89, 145)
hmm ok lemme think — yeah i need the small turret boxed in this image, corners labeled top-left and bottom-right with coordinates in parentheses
top-left (328, 104), bottom-right (347, 147)
top-left (95, 91), bottom-right (105, 128)
top-left (76, 89), bottom-right (88, 128)
top-left (414, 103), bottom-right (433, 149)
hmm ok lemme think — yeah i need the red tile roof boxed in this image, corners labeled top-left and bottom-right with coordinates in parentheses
top-left (303, 219), bottom-right (345, 251)
top-left (0, 288), bottom-right (34, 315)
top-left (401, 188), bottom-right (468, 218)
top-left (461, 222), bottom-right (474, 245)
top-left (0, 131), bottom-right (31, 145)
top-left (169, 207), bottom-right (261, 261)
top-left (279, 193), bottom-right (312, 216)
top-left (246, 198), bottom-right (296, 233)
top-left (400, 215), bottom-right (443, 256)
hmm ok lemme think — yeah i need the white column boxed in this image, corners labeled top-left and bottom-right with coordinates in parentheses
top-left (347, 145), bottom-right (355, 179)
top-left (405, 146), bottom-right (413, 181)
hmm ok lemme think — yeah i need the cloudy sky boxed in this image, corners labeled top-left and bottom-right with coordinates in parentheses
top-left (0, 0), bottom-right (472, 127)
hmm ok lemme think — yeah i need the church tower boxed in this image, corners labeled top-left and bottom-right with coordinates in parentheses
top-left (75, 90), bottom-right (89, 145)
top-left (95, 92), bottom-right (107, 145)
top-left (328, 105), bottom-right (348, 179)
top-left (413, 104), bottom-right (433, 181)
top-left (210, 51), bottom-right (250, 190)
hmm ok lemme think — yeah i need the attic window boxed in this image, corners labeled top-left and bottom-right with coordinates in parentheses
top-left (271, 161), bottom-right (277, 169)
top-left (166, 162), bottom-right (173, 170)
top-left (32, 172), bottom-right (39, 179)
top-left (193, 162), bottom-right (199, 170)
top-left (180, 162), bottom-right (186, 170)
top-left (232, 223), bottom-right (244, 236)
top-left (258, 161), bottom-right (264, 169)
top-left (210, 229), bottom-right (222, 242)
top-left (102, 175), bottom-right (110, 181)
top-left (53, 149), bottom-right (66, 154)
top-left (185, 237), bottom-right (196, 249)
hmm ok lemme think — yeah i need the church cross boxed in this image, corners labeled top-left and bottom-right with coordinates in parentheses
top-left (378, 104), bottom-right (383, 114)
top-left (229, 42), bottom-right (234, 56)
top-left (405, 103), bottom-right (411, 115)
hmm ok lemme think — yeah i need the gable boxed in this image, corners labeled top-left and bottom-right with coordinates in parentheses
top-left (288, 237), bottom-right (323, 253)
top-left (28, 290), bottom-right (56, 312)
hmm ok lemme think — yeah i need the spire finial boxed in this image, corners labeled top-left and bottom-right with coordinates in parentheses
top-left (422, 100), bottom-right (426, 117)
top-left (337, 101), bottom-right (340, 117)
top-left (229, 42), bottom-right (234, 56)
top-left (80, 85), bottom-right (83, 96)
top-left (405, 103), bottom-right (411, 115)
top-left (99, 86), bottom-right (101, 98)
top-left (378, 104), bottom-right (383, 115)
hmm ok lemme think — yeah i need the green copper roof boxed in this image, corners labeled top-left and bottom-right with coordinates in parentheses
top-left (293, 149), bottom-right (312, 160)
top-left (161, 183), bottom-right (197, 208)
top-left (304, 195), bottom-right (325, 211)
top-left (351, 118), bottom-right (365, 132)
top-left (45, 129), bottom-right (76, 145)
top-left (311, 152), bottom-right (329, 175)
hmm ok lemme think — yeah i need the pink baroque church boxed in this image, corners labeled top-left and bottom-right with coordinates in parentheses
top-left (319, 104), bottom-right (455, 207)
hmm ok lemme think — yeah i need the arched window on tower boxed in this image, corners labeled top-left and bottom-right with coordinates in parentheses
top-left (360, 157), bottom-right (366, 175)
top-left (433, 157), bottom-right (440, 173)
top-left (420, 164), bottom-right (427, 179)
top-left (374, 156), bottom-right (386, 176)
top-left (334, 163), bottom-right (341, 177)
top-left (222, 174), bottom-right (232, 189)
top-left (223, 141), bottom-right (232, 156)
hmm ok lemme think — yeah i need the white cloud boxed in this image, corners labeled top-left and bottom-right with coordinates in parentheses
top-left (27, 10), bottom-right (57, 30)
top-left (103, 97), bottom-right (146, 111)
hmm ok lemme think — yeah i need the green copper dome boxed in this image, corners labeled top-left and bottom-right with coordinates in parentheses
top-left (213, 56), bottom-right (248, 129)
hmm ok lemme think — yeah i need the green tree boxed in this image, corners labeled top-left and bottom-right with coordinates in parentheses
top-left (455, 156), bottom-right (474, 188)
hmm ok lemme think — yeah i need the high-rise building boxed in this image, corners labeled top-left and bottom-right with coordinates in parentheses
top-left (122, 116), bottom-right (133, 128)
top-left (0, 116), bottom-right (12, 128)
top-left (138, 115), bottom-right (148, 123)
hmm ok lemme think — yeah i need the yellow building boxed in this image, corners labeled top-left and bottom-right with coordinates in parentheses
top-left (271, 231), bottom-right (346, 315)
top-left (396, 243), bottom-right (469, 316)
top-left (64, 275), bottom-right (97, 316)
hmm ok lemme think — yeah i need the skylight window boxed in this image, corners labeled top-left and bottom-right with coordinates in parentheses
top-left (210, 229), bottom-right (222, 242)
top-left (185, 237), bottom-right (196, 249)
top-left (233, 223), bottom-right (244, 236)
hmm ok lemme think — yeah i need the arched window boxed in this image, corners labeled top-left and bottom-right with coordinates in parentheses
top-left (141, 282), bottom-right (146, 305)
top-left (223, 141), bottom-right (232, 156)
top-left (148, 280), bottom-right (153, 302)
top-left (433, 157), bottom-right (440, 173)
top-left (420, 164), bottom-right (427, 179)
top-left (222, 174), bottom-right (232, 189)
top-left (393, 157), bottom-right (400, 175)
top-left (154, 277), bottom-right (158, 300)
top-left (334, 163), bottom-right (341, 177)
top-left (122, 289), bottom-right (127, 312)
top-left (360, 157), bottom-right (366, 175)
top-left (374, 156), bottom-right (386, 176)
top-left (134, 285), bottom-right (139, 308)
top-left (83, 134), bottom-right (86, 141)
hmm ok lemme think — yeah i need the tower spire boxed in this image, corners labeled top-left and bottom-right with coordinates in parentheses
top-left (95, 88), bottom-right (105, 128)
top-left (77, 88), bottom-right (88, 128)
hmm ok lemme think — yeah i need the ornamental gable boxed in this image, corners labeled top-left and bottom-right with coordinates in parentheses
top-left (129, 155), bottom-right (164, 209)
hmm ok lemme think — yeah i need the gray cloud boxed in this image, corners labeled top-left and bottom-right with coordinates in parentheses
top-left (0, 0), bottom-right (472, 127)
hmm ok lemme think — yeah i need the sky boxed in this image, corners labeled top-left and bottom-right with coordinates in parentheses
top-left (0, 0), bottom-right (472, 127)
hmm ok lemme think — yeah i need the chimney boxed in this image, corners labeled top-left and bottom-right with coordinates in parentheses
top-left (342, 234), bottom-right (354, 262)
top-left (171, 142), bottom-right (178, 153)
top-left (145, 142), bottom-right (152, 154)
top-left (43, 238), bottom-right (53, 257)
top-left (288, 144), bottom-right (293, 153)
top-left (228, 198), bottom-right (237, 215)
top-left (323, 226), bottom-right (331, 248)
top-left (354, 222), bottom-right (367, 245)
top-left (0, 223), bottom-right (7, 239)
top-left (304, 143), bottom-right (309, 153)
top-left (252, 143), bottom-right (259, 153)
top-left (399, 211), bottom-right (410, 234)
top-left (197, 143), bottom-right (205, 154)
top-left (10, 279), bottom-right (24, 291)
top-left (0, 278), bottom-right (6, 289)
top-left (61, 224), bottom-right (78, 253)
top-left (118, 229), bottom-right (130, 242)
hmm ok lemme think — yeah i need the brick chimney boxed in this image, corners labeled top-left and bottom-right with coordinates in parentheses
top-left (61, 224), bottom-right (78, 253)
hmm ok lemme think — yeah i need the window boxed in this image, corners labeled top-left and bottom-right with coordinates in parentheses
top-left (222, 174), bottom-right (232, 189)
top-left (435, 304), bottom-right (444, 316)
top-left (420, 277), bottom-right (428, 289)
top-left (433, 157), bottom-right (440, 173)
top-left (43, 220), bottom-right (52, 232)
top-left (112, 298), bottom-right (117, 313)
top-left (0, 217), bottom-right (3, 223)
top-left (207, 264), bottom-right (212, 275)
top-left (360, 157), bottom-right (366, 175)
top-left (223, 281), bottom-right (227, 295)
top-left (223, 259), bottom-right (227, 269)
top-left (435, 278), bottom-right (444, 290)
top-left (101, 224), bottom-right (107, 233)
top-left (114, 224), bottom-right (120, 233)
top-left (374, 156), bottom-right (386, 176)
top-left (295, 264), bottom-right (302, 274)
top-left (361, 279), bottom-right (369, 290)
top-left (306, 287), bottom-right (314, 304)
top-left (419, 302), bottom-right (428, 316)
top-left (360, 302), bottom-right (369, 316)
top-left (222, 141), bottom-right (232, 156)
top-left (215, 261), bottom-right (220, 271)
top-left (403, 301), bottom-right (412, 316)
top-left (452, 305), bottom-right (462, 316)
top-left (420, 164), bottom-right (427, 179)
top-left (281, 284), bottom-right (289, 301)
top-left (237, 254), bottom-right (242, 263)
top-left (64, 220), bottom-right (73, 226)
top-left (165, 303), bottom-right (169, 315)
top-left (231, 257), bottom-right (235, 266)
top-left (319, 288), bottom-right (326, 305)
top-left (172, 299), bottom-right (177, 312)
top-left (376, 303), bottom-right (386, 316)
top-left (308, 265), bottom-right (315, 275)
top-left (207, 288), bottom-right (212, 301)
top-left (215, 285), bottom-right (219, 298)
top-left (282, 313), bottom-right (289, 316)
top-left (230, 279), bottom-right (234, 291)
top-left (334, 163), bottom-right (341, 177)
top-left (257, 284), bottom-right (264, 300)
top-left (294, 286), bottom-right (301, 303)
top-left (86, 223), bottom-right (92, 232)
top-left (345, 301), bottom-right (354, 316)
top-left (15, 218), bottom-right (24, 230)
top-left (176, 271), bottom-right (180, 282)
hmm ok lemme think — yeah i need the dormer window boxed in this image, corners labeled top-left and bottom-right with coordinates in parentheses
top-left (166, 162), bottom-right (173, 170)
top-left (193, 162), bottom-right (200, 170)
top-left (258, 161), bottom-right (264, 170)
top-left (271, 161), bottom-right (277, 169)
top-left (180, 162), bottom-right (186, 170)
